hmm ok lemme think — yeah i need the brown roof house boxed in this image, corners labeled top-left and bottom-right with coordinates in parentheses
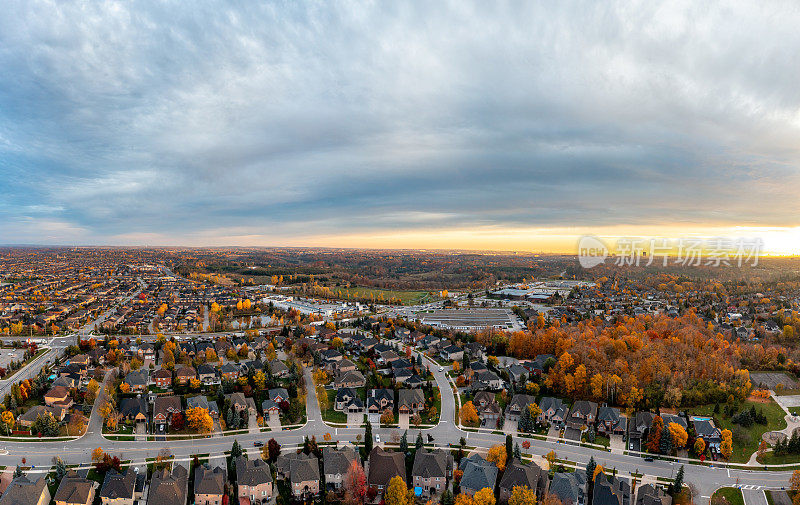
top-left (412, 449), bottom-right (453, 499)
top-left (0, 475), bottom-right (50, 505)
top-left (44, 386), bottom-right (73, 409)
top-left (54, 472), bottom-right (95, 505)
top-left (99, 469), bottom-right (138, 505)
top-left (398, 389), bottom-right (424, 414)
top-left (152, 395), bottom-right (182, 433)
top-left (194, 466), bottom-right (226, 505)
top-left (148, 467), bottom-right (188, 505)
top-left (276, 453), bottom-right (319, 501)
top-left (367, 448), bottom-right (406, 494)
top-left (236, 457), bottom-right (274, 504)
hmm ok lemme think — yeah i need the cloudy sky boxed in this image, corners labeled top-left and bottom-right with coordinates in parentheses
top-left (1, 1), bottom-right (799, 253)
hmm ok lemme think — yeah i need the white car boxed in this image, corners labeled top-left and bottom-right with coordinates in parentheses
top-left (438, 366), bottom-right (444, 372)
top-left (375, 434), bottom-right (381, 444)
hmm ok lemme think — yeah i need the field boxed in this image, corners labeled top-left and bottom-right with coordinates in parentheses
top-left (334, 287), bottom-right (433, 305)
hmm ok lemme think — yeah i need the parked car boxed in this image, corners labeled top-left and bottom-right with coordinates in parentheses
top-left (254, 441), bottom-right (264, 447)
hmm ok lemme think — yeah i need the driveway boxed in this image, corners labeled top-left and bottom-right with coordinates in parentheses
top-left (398, 413), bottom-right (410, 430)
top-left (135, 423), bottom-right (146, 441)
top-left (610, 434), bottom-right (625, 454)
top-left (347, 412), bottom-right (364, 426)
top-left (503, 419), bottom-right (518, 435)
top-left (742, 489), bottom-right (768, 505)
top-left (248, 412), bottom-right (259, 433)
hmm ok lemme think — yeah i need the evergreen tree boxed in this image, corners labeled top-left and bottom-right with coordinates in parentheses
top-left (586, 456), bottom-right (596, 502)
top-left (673, 465), bottom-right (684, 496)
top-left (231, 439), bottom-right (243, 459)
top-left (416, 432), bottom-right (424, 453)
top-left (400, 430), bottom-right (408, 454)
top-left (506, 435), bottom-right (513, 461)
top-left (364, 422), bottom-right (373, 455)
top-left (440, 489), bottom-right (454, 505)
top-left (518, 405), bottom-right (533, 433)
top-left (513, 443), bottom-right (521, 460)
top-left (13, 466), bottom-right (22, 478)
top-left (659, 425), bottom-right (672, 455)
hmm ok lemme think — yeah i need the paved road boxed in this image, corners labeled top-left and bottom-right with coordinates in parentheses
top-left (0, 339), bottom-right (791, 497)
top-left (743, 489), bottom-right (769, 505)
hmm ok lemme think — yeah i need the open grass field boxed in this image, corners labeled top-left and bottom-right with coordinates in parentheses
top-left (333, 287), bottom-right (433, 305)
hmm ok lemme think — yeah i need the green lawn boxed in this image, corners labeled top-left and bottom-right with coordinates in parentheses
top-left (712, 488), bottom-right (744, 505)
top-left (758, 451), bottom-right (800, 465)
top-left (322, 389), bottom-right (347, 423)
top-left (689, 399), bottom-right (787, 463)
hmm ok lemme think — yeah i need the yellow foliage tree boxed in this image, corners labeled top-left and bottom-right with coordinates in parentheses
top-left (668, 422), bottom-right (688, 449)
top-left (694, 437), bottom-right (706, 455)
top-left (487, 444), bottom-right (507, 471)
top-left (508, 486), bottom-right (536, 505)
top-left (186, 407), bottom-right (214, 433)
top-left (384, 476), bottom-right (412, 505)
top-left (459, 402), bottom-right (479, 426)
top-left (474, 488), bottom-right (496, 505)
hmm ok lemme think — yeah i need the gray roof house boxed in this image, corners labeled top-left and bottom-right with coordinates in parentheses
top-left (458, 454), bottom-right (498, 496)
top-left (0, 475), bottom-right (50, 505)
top-left (550, 471), bottom-right (587, 505)
top-left (411, 449), bottom-right (453, 498)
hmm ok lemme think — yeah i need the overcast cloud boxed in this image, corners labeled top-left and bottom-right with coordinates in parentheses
top-left (1, 1), bottom-right (799, 246)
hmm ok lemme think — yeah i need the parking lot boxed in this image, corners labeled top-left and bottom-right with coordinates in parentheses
top-left (0, 349), bottom-right (26, 368)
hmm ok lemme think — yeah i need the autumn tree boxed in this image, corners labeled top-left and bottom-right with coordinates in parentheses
top-left (646, 416), bottom-right (664, 453)
top-left (385, 476), bottom-right (412, 505)
top-left (720, 429), bottom-right (733, 460)
top-left (694, 438), bottom-right (706, 456)
top-left (344, 459), bottom-right (367, 505)
top-left (187, 407), bottom-right (214, 433)
top-left (474, 488), bottom-right (496, 505)
top-left (460, 402), bottom-right (479, 426)
top-left (487, 444), bottom-right (507, 471)
top-left (668, 422), bottom-right (688, 449)
top-left (381, 409), bottom-right (395, 425)
top-left (509, 486), bottom-right (536, 505)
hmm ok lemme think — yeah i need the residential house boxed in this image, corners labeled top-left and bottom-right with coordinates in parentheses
top-left (269, 388), bottom-right (289, 405)
top-left (367, 448), bottom-right (406, 494)
top-left (269, 360), bottom-right (289, 378)
top-left (398, 389), bottom-right (425, 415)
top-left (367, 389), bottom-right (394, 413)
top-left (54, 472), bottom-right (95, 505)
top-left (334, 359), bottom-right (357, 376)
top-left (148, 467), bottom-right (188, 505)
top-left (539, 397), bottom-right (568, 427)
top-left (597, 405), bottom-right (626, 435)
top-left (322, 446), bottom-right (359, 490)
top-left (18, 405), bottom-right (63, 428)
top-left (628, 412), bottom-right (656, 452)
top-left (458, 454), bottom-right (498, 496)
top-left (592, 476), bottom-right (630, 505)
top-left (276, 453), bottom-right (320, 500)
top-left (566, 400), bottom-right (598, 431)
top-left (499, 460), bottom-right (548, 504)
top-left (550, 472), bottom-right (587, 505)
top-left (152, 369), bottom-right (172, 388)
top-left (412, 449), bottom-right (453, 498)
top-left (122, 370), bottom-right (148, 393)
top-left (99, 469), bottom-right (138, 505)
top-left (152, 395), bottom-right (182, 432)
top-left (692, 417), bottom-right (722, 450)
top-left (439, 345), bottom-right (464, 362)
top-left (0, 475), bottom-right (50, 505)
top-left (471, 370), bottom-right (503, 391)
top-left (44, 386), bottom-right (73, 409)
top-left (198, 364), bottom-right (219, 385)
top-left (220, 363), bottom-right (241, 381)
top-left (335, 388), bottom-right (364, 413)
top-left (660, 414), bottom-right (687, 430)
top-left (507, 364), bottom-right (528, 384)
top-left (261, 400), bottom-right (280, 421)
top-left (505, 394), bottom-right (537, 421)
top-left (236, 457), bottom-right (273, 504)
top-left (119, 397), bottom-right (148, 423)
top-left (175, 366), bottom-right (196, 385)
top-left (334, 370), bottom-right (366, 389)
top-left (194, 466), bottom-right (226, 505)
top-left (472, 391), bottom-right (501, 424)
top-left (635, 484), bottom-right (672, 505)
